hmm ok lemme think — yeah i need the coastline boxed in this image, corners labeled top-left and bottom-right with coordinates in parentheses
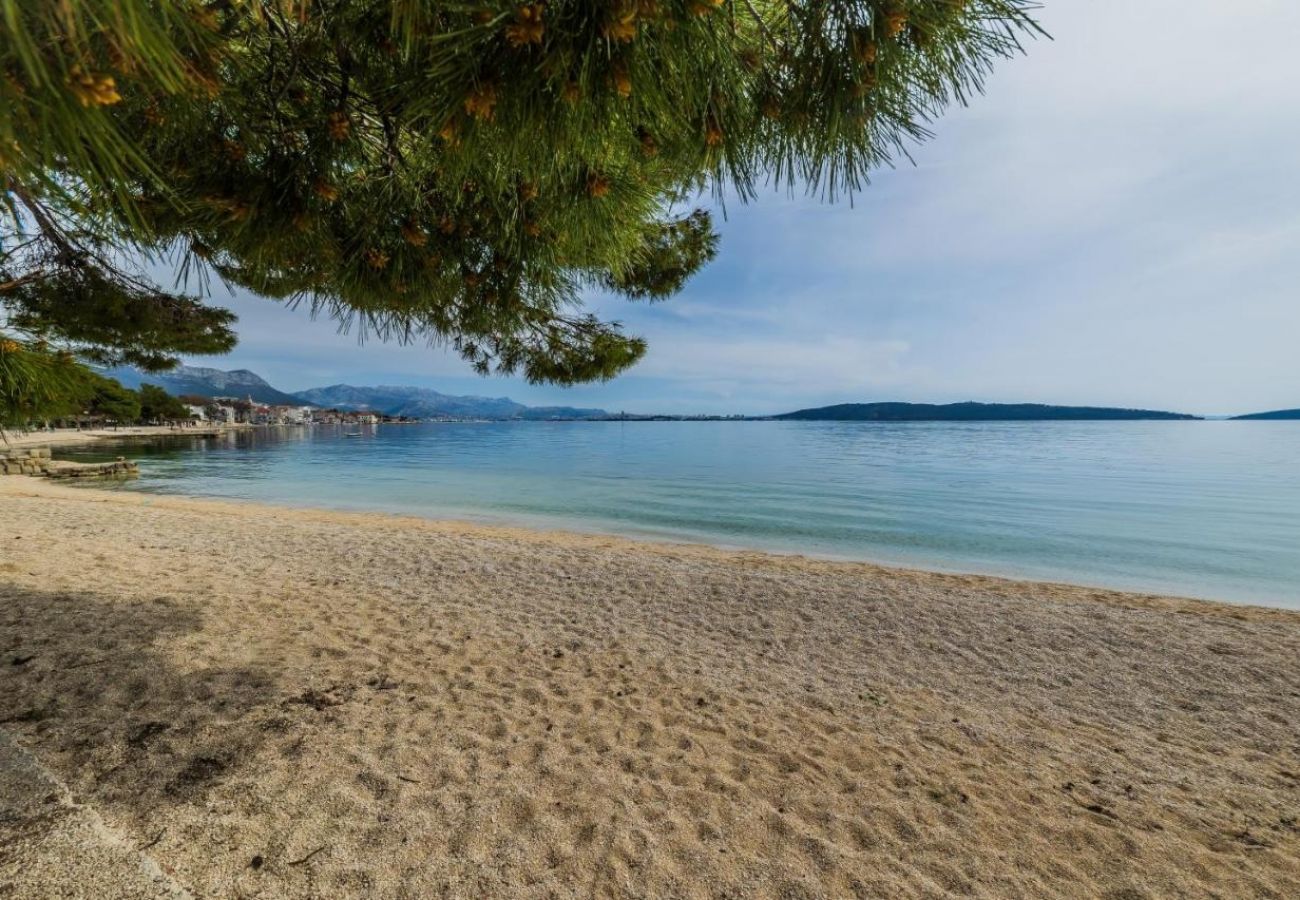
top-left (0, 423), bottom-right (250, 449)
top-left (2, 477), bottom-right (1298, 896)
top-left (17, 467), bottom-right (1298, 612)
top-left (24, 418), bottom-right (1298, 609)
top-left (1, 475), bottom-right (1292, 622)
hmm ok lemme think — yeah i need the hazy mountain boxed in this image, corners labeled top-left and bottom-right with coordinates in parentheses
top-left (294, 384), bottom-right (519, 418)
top-left (1231, 408), bottom-right (1300, 420)
top-left (102, 366), bottom-right (606, 419)
top-left (105, 364), bottom-right (306, 405)
top-left (294, 383), bottom-right (606, 420)
top-left (773, 402), bottom-right (1201, 422)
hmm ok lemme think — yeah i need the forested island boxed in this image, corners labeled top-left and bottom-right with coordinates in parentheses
top-left (1232, 408), bottom-right (1300, 420)
top-left (773, 402), bottom-right (1201, 422)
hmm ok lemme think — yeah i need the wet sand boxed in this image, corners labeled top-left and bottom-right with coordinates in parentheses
top-left (1, 477), bottom-right (1298, 898)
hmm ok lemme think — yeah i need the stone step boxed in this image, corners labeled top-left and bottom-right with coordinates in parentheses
top-left (42, 460), bottom-right (139, 479)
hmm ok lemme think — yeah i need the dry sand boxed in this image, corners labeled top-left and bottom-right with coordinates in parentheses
top-left (1, 477), bottom-right (1298, 898)
top-left (1, 424), bottom-right (238, 449)
top-left (2, 423), bottom-right (248, 447)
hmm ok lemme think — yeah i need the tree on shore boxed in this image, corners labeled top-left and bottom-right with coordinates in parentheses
top-left (1, 0), bottom-right (1041, 425)
top-left (86, 374), bottom-right (144, 424)
top-left (137, 383), bottom-right (191, 423)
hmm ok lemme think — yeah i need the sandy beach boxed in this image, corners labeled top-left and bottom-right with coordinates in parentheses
top-left (1, 477), bottom-right (1298, 898)
top-left (0, 424), bottom-right (241, 449)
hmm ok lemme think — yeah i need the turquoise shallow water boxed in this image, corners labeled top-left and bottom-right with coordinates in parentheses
top-left (59, 420), bottom-right (1300, 608)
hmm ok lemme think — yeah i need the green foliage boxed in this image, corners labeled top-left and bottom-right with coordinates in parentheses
top-left (0, 339), bottom-right (94, 426)
top-left (1, 0), bottom-right (1041, 410)
top-left (0, 0), bottom-right (216, 223)
top-left (137, 382), bottom-right (190, 422)
top-left (85, 373), bottom-right (143, 422)
top-left (4, 250), bottom-right (237, 370)
top-left (602, 211), bottom-right (719, 300)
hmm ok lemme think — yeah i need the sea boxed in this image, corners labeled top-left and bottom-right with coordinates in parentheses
top-left (58, 419), bottom-right (1300, 608)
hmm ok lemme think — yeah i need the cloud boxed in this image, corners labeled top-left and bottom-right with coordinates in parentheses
top-left (638, 336), bottom-right (922, 395)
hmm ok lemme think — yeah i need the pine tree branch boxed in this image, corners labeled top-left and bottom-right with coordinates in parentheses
top-left (0, 271), bottom-right (47, 295)
top-left (740, 0), bottom-right (783, 50)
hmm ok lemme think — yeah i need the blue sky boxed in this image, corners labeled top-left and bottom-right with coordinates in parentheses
top-left (184, 0), bottom-right (1300, 416)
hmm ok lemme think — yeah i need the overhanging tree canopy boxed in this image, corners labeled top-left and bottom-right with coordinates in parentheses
top-left (1, 0), bottom-right (1040, 424)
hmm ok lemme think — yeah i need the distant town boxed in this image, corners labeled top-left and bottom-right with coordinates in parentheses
top-left (185, 396), bottom-right (409, 427)
top-left (185, 395), bottom-right (752, 426)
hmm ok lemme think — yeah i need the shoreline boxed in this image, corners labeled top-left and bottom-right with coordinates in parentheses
top-left (3, 477), bottom-right (1298, 896)
top-left (1, 475), bottom-right (1290, 623)
top-left (18, 471), bottom-right (1299, 613)
top-left (12, 421), bottom-right (1300, 611)
top-left (0, 423), bottom-right (249, 449)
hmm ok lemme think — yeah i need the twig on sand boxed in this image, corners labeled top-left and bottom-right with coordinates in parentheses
top-left (288, 845), bottom-right (328, 866)
top-left (1066, 792), bottom-right (1118, 820)
top-left (137, 829), bottom-right (165, 851)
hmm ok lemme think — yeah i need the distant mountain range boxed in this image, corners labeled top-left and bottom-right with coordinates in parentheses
top-left (107, 365), bottom-right (305, 406)
top-left (105, 365), bottom-right (607, 420)
top-left (295, 383), bottom-right (606, 421)
top-left (773, 402), bottom-right (1201, 422)
top-left (1231, 408), bottom-right (1300, 420)
top-left (106, 366), bottom-right (1295, 422)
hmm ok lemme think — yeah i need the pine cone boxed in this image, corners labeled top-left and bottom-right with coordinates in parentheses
top-left (464, 84), bottom-right (498, 120)
top-left (327, 111), bottom-right (351, 141)
top-left (505, 5), bottom-right (546, 46)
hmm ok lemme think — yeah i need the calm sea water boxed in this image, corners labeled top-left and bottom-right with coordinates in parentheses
top-left (60, 420), bottom-right (1300, 607)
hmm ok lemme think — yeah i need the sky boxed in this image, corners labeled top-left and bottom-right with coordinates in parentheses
top-left (179, 0), bottom-right (1300, 417)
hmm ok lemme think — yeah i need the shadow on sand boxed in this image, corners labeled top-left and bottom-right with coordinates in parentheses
top-left (0, 583), bottom-right (285, 814)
